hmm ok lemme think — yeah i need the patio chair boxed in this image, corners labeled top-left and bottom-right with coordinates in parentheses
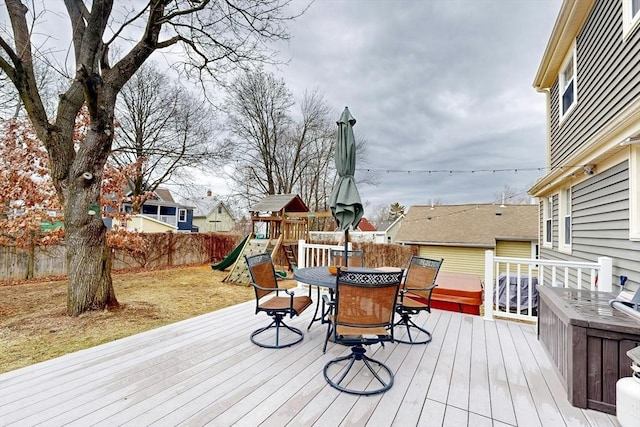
top-left (329, 248), bottom-right (364, 268)
top-left (245, 253), bottom-right (312, 349)
top-left (393, 256), bottom-right (443, 344)
top-left (322, 268), bottom-right (403, 395)
top-left (316, 249), bottom-right (365, 328)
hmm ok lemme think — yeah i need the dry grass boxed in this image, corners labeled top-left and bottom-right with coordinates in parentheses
top-left (0, 264), bottom-right (296, 374)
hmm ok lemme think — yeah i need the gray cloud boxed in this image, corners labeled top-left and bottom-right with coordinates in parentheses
top-left (272, 0), bottom-right (562, 208)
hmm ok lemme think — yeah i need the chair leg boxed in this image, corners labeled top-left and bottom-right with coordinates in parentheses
top-left (323, 345), bottom-right (394, 395)
top-left (307, 285), bottom-right (323, 330)
top-left (322, 319), bottom-right (333, 353)
top-left (393, 313), bottom-right (433, 345)
top-left (251, 315), bottom-right (304, 349)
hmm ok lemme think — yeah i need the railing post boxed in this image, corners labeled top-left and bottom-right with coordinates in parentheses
top-left (297, 239), bottom-right (307, 269)
top-left (484, 250), bottom-right (494, 321)
top-left (597, 256), bottom-right (612, 293)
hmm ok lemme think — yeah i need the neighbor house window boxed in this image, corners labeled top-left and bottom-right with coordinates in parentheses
top-left (559, 45), bottom-right (577, 119)
top-left (178, 209), bottom-right (187, 222)
top-left (544, 196), bottom-right (553, 247)
top-left (218, 206), bottom-right (222, 214)
top-left (623, 0), bottom-right (640, 37)
top-left (559, 188), bottom-right (572, 252)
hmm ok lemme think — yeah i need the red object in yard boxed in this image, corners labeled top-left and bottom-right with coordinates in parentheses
top-left (429, 271), bottom-right (484, 315)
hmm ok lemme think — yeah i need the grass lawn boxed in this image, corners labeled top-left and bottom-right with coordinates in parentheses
top-left (0, 264), bottom-right (296, 374)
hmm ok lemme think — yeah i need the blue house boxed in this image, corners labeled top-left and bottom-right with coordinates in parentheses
top-left (116, 187), bottom-right (195, 232)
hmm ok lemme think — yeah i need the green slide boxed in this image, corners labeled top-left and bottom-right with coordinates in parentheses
top-left (211, 234), bottom-right (250, 271)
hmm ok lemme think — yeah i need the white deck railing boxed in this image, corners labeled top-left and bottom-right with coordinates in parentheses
top-left (296, 241), bottom-right (615, 323)
top-left (483, 250), bottom-right (613, 322)
top-left (296, 239), bottom-right (345, 268)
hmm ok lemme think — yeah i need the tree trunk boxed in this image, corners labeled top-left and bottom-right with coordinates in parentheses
top-left (64, 183), bottom-right (118, 315)
top-left (62, 124), bottom-right (119, 316)
top-left (64, 189), bottom-right (118, 315)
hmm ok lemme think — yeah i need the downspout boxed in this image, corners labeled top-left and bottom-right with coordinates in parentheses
top-left (534, 87), bottom-right (551, 254)
top-left (537, 87), bottom-right (552, 171)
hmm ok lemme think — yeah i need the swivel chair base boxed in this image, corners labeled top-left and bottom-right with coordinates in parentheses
top-left (323, 345), bottom-right (394, 395)
top-left (393, 314), bottom-right (433, 344)
top-left (250, 316), bottom-right (304, 349)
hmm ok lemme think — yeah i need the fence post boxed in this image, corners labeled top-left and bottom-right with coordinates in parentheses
top-left (597, 256), bottom-right (613, 293)
top-left (167, 232), bottom-right (173, 267)
top-left (483, 250), bottom-right (494, 321)
top-left (26, 230), bottom-right (35, 280)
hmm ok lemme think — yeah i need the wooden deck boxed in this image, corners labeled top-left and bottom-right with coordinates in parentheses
top-left (0, 293), bottom-right (621, 426)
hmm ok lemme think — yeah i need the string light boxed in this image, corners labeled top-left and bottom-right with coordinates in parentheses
top-left (358, 165), bottom-right (569, 174)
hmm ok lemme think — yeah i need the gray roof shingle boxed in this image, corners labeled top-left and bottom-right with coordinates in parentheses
top-left (395, 204), bottom-right (538, 247)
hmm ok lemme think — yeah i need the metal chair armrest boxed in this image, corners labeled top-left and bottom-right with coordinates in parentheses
top-left (250, 283), bottom-right (295, 298)
top-left (322, 294), bottom-right (334, 306)
top-left (250, 282), bottom-right (279, 293)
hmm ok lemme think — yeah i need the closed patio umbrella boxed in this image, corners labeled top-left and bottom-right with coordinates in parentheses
top-left (328, 106), bottom-right (363, 267)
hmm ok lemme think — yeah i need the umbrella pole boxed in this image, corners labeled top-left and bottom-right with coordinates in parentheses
top-left (344, 229), bottom-right (349, 268)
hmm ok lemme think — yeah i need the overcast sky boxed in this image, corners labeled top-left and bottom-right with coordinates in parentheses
top-left (251, 0), bottom-right (563, 211)
top-left (8, 0), bottom-right (563, 212)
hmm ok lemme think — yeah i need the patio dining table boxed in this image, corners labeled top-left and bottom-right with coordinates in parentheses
top-left (293, 266), bottom-right (400, 330)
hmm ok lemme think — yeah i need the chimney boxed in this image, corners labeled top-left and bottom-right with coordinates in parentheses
top-left (206, 190), bottom-right (212, 197)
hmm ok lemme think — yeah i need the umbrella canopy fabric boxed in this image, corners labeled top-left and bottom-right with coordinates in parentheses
top-left (329, 106), bottom-right (363, 232)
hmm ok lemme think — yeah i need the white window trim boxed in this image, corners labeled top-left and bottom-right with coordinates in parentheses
top-left (630, 144), bottom-right (640, 240)
top-left (178, 208), bottom-right (187, 223)
top-left (558, 43), bottom-right (577, 122)
top-left (544, 196), bottom-right (553, 248)
top-left (623, 0), bottom-right (640, 39)
top-left (559, 188), bottom-right (572, 253)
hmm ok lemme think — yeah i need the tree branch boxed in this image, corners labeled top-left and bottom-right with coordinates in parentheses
top-left (63, 0), bottom-right (86, 63)
top-left (4, 0), bottom-right (49, 139)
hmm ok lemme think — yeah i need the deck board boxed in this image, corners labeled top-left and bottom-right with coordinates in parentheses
top-left (497, 320), bottom-right (542, 427)
top-left (0, 295), bottom-right (620, 427)
top-left (508, 321), bottom-right (567, 427)
top-left (469, 314), bottom-right (491, 418)
top-left (426, 312), bottom-right (460, 404)
top-left (392, 310), bottom-right (447, 425)
top-left (447, 314), bottom-right (472, 411)
top-left (485, 318), bottom-right (519, 425)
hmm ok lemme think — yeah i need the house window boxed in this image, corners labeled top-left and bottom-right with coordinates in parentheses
top-left (178, 209), bottom-right (187, 222)
top-left (218, 206), bottom-right (222, 214)
top-left (623, 0), bottom-right (640, 37)
top-left (559, 188), bottom-right (572, 252)
top-left (559, 45), bottom-right (577, 118)
top-left (544, 196), bottom-right (553, 247)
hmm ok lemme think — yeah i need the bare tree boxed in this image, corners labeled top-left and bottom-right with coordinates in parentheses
top-left (493, 184), bottom-right (534, 204)
top-left (0, 0), bottom-right (295, 315)
top-left (113, 62), bottom-right (229, 205)
top-left (0, 57), bottom-right (61, 119)
top-left (225, 70), bottom-right (336, 209)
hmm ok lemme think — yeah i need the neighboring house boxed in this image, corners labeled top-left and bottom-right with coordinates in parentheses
top-left (356, 217), bottom-right (376, 232)
top-left (188, 191), bottom-right (235, 233)
top-left (530, 0), bottom-right (640, 294)
top-left (120, 187), bottom-right (195, 232)
top-left (124, 215), bottom-right (177, 233)
top-left (395, 204), bottom-right (538, 277)
top-left (309, 216), bottom-right (390, 244)
top-left (377, 214), bottom-right (405, 244)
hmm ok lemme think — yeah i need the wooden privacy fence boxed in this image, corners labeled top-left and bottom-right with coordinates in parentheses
top-left (296, 239), bottom-right (417, 269)
top-left (0, 233), bottom-right (244, 281)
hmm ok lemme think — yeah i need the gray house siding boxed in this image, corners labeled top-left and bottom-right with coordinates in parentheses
top-left (540, 161), bottom-right (639, 290)
top-left (548, 0), bottom-right (640, 168)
